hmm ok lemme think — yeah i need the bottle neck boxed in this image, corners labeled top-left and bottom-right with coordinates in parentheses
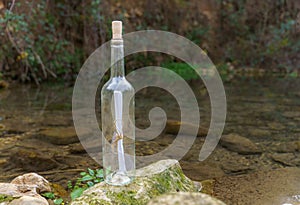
top-left (110, 39), bottom-right (125, 78)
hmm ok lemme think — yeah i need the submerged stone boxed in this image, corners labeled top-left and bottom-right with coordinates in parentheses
top-left (180, 161), bottom-right (224, 181)
top-left (165, 120), bottom-right (208, 137)
top-left (10, 148), bottom-right (58, 172)
top-left (271, 141), bottom-right (300, 153)
top-left (220, 134), bottom-right (261, 154)
top-left (38, 127), bottom-right (79, 145)
top-left (271, 153), bottom-right (300, 166)
top-left (71, 159), bottom-right (200, 205)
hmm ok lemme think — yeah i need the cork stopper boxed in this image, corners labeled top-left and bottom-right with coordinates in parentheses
top-left (112, 21), bottom-right (122, 39)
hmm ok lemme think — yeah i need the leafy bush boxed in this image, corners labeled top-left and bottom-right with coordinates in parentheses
top-left (1, 0), bottom-right (299, 84)
top-left (0, 1), bottom-right (84, 84)
top-left (218, 0), bottom-right (299, 71)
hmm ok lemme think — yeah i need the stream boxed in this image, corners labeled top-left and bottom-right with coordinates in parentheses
top-left (0, 75), bottom-right (299, 204)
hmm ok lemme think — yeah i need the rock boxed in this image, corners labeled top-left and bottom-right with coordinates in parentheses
top-left (271, 141), bottom-right (300, 153)
top-left (9, 148), bottom-right (59, 172)
top-left (221, 162), bottom-right (253, 174)
top-left (38, 127), bottom-right (79, 145)
top-left (147, 192), bottom-right (226, 205)
top-left (271, 153), bottom-right (300, 166)
top-left (71, 159), bottom-right (199, 205)
top-left (0, 173), bottom-right (51, 205)
top-left (9, 195), bottom-right (48, 205)
top-left (220, 134), bottom-right (261, 154)
top-left (165, 120), bottom-right (208, 137)
top-left (0, 183), bottom-right (42, 203)
top-left (11, 173), bottom-right (51, 193)
top-left (0, 183), bottom-right (34, 197)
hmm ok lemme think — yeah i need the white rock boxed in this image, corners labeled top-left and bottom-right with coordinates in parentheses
top-left (11, 173), bottom-right (51, 193)
top-left (0, 183), bottom-right (36, 197)
top-left (147, 192), bottom-right (226, 205)
top-left (9, 196), bottom-right (48, 205)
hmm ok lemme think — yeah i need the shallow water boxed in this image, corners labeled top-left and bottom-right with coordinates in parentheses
top-left (0, 76), bottom-right (299, 204)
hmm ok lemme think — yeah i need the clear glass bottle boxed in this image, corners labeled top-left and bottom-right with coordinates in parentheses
top-left (101, 21), bottom-right (135, 186)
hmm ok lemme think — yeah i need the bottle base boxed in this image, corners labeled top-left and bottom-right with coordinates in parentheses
top-left (105, 171), bottom-right (133, 186)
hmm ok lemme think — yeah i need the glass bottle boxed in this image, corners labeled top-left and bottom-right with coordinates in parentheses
top-left (101, 21), bottom-right (135, 186)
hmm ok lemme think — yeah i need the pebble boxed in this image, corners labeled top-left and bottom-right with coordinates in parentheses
top-left (181, 161), bottom-right (224, 181)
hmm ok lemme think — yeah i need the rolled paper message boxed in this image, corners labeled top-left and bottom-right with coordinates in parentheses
top-left (113, 91), bottom-right (126, 172)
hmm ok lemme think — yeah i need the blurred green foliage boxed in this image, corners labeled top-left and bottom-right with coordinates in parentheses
top-left (0, 0), bottom-right (299, 84)
top-left (186, 27), bottom-right (209, 45)
top-left (218, 0), bottom-right (299, 71)
top-left (161, 62), bottom-right (199, 81)
top-left (0, 1), bottom-right (95, 84)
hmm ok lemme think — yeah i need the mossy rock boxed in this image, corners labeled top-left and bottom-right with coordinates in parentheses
top-left (71, 159), bottom-right (199, 205)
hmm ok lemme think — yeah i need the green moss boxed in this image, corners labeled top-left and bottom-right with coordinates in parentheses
top-left (0, 194), bottom-right (15, 202)
top-left (106, 190), bottom-right (143, 205)
top-left (152, 171), bottom-right (172, 195)
top-left (145, 165), bottom-right (195, 200)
